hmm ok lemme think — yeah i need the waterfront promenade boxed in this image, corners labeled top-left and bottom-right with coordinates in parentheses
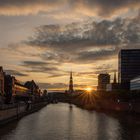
top-left (0, 101), bottom-right (48, 125)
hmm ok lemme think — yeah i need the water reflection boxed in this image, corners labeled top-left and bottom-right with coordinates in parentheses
top-left (0, 103), bottom-right (140, 140)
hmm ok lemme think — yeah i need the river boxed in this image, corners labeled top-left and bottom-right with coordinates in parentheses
top-left (0, 103), bottom-right (140, 140)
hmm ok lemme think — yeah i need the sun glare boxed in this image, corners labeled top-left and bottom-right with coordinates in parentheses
top-left (85, 87), bottom-right (92, 92)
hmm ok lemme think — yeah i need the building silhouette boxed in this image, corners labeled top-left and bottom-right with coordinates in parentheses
top-left (97, 73), bottom-right (110, 91)
top-left (0, 67), bottom-right (4, 96)
top-left (24, 80), bottom-right (40, 97)
top-left (113, 71), bottom-right (117, 84)
top-left (118, 49), bottom-right (140, 89)
top-left (4, 75), bottom-right (30, 103)
top-left (106, 72), bottom-right (121, 92)
top-left (4, 75), bottom-right (15, 102)
top-left (68, 71), bottom-right (74, 93)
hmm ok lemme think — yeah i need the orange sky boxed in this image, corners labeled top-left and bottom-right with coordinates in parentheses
top-left (0, 0), bottom-right (139, 90)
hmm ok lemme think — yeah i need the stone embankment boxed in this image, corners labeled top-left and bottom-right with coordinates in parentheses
top-left (0, 102), bottom-right (47, 125)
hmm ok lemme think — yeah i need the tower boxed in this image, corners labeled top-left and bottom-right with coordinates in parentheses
top-left (69, 71), bottom-right (74, 93)
top-left (97, 73), bottom-right (110, 91)
top-left (118, 49), bottom-right (140, 89)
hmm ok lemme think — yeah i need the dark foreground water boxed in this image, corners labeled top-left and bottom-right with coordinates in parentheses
top-left (0, 103), bottom-right (140, 140)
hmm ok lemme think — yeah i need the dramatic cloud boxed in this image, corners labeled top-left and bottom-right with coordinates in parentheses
top-left (0, 0), bottom-right (66, 16)
top-left (0, 0), bottom-right (139, 17)
top-left (5, 70), bottom-right (28, 77)
top-left (75, 47), bottom-right (119, 63)
top-left (94, 64), bottom-right (116, 74)
top-left (27, 14), bottom-right (140, 64)
top-left (21, 61), bottom-right (59, 73)
top-left (73, 0), bottom-right (140, 17)
top-left (29, 16), bottom-right (140, 47)
top-left (23, 61), bottom-right (52, 66)
top-left (0, 1), bottom-right (139, 89)
top-left (47, 73), bottom-right (68, 78)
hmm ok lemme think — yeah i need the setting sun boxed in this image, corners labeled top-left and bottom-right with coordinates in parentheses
top-left (85, 87), bottom-right (92, 92)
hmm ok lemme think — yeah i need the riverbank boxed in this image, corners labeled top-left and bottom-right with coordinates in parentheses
top-left (0, 101), bottom-right (48, 126)
top-left (72, 97), bottom-right (140, 114)
top-left (47, 92), bottom-right (140, 114)
top-left (1, 103), bottom-right (140, 140)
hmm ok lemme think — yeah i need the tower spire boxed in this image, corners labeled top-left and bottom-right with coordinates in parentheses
top-left (69, 71), bottom-right (74, 93)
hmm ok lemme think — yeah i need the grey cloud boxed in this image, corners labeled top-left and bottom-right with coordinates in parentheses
top-left (0, 0), bottom-right (64, 14)
top-left (74, 0), bottom-right (140, 16)
top-left (27, 23), bottom-right (92, 52)
top-left (94, 64), bottom-right (116, 74)
top-left (26, 14), bottom-right (140, 64)
top-left (5, 70), bottom-right (28, 76)
top-left (72, 65), bottom-right (116, 77)
top-left (23, 61), bottom-right (49, 66)
top-left (47, 73), bottom-right (67, 78)
top-left (27, 16), bottom-right (140, 50)
top-left (0, 0), bottom-right (139, 17)
top-left (74, 47), bottom-right (119, 63)
top-left (21, 61), bottom-right (59, 73)
top-left (40, 52), bottom-right (71, 63)
top-left (0, 0), bottom-right (59, 6)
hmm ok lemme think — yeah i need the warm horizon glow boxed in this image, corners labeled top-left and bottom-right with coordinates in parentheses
top-left (0, 0), bottom-right (139, 90)
top-left (85, 87), bottom-right (93, 92)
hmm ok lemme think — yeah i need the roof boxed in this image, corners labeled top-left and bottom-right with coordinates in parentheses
top-left (24, 80), bottom-right (39, 89)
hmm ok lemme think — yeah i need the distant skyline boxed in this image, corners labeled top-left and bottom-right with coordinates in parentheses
top-left (0, 0), bottom-right (140, 90)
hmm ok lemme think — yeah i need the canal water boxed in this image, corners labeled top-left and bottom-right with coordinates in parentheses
top-left (0, 103), bottom-right (140, 140)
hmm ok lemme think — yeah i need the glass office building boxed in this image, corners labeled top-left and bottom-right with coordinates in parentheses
top-left (118, 49), bottom-right (140, 89)
top-left (130, 76), bottom-right (140, 91)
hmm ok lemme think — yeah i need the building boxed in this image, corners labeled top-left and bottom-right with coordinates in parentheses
top-left (118, 49), bottom-right (140, 89)
top-left (106, 83), bottom-right (121, 92)
top-left (130, 76), bottom-right (140, 91)
top-left (68, 71), bottom-right (74, 93)
top-left (97, 73), bottom-right (110, 91)
top-left (4, 75), bottom-right (30, 103)
top-left (0, 67), bottom-right (4, 96)
top-left (106, 72), bottom-right (120, 92)
top-left (24, 80), bottom-right (40, 98)
top-left (4, 75), bottom-right (16, 103)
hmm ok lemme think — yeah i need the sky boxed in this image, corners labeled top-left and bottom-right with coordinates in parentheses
top-left (0, 0), bottom-right (140, 90)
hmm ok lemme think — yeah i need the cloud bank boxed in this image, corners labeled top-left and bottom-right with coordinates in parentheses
top-left (26, 14), bottom-right (140, 64)
top-left (0, 0), bottom-right (139, 17)
top-left (1, 1), bottom-right (139, 89)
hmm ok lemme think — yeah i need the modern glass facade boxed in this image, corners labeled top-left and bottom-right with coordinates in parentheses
top-left (118, 49), bottom-right (140, 88)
